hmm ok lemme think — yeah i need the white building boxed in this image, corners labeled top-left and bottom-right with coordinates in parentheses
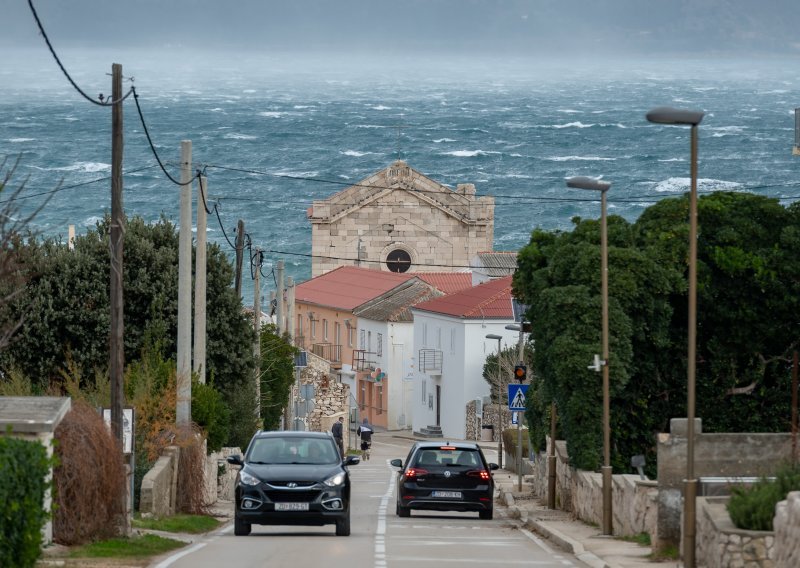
top-left (409, 276), bottom-right (519, 440)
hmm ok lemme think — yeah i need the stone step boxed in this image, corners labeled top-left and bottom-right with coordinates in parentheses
top-left (414, 425), bottom-right (443, 438)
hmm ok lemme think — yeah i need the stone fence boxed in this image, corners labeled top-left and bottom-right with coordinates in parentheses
top-left (140, 446), bottom-right (180, 518)
top-left (696, 496), bottom-right (775, 568)
top-left (774, 491), bottom-right (800, 567)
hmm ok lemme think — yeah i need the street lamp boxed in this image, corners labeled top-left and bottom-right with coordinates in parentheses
top-left (486, 334), bottom-right (504, 468)
top-left (647, 106), bottom-right (704, 568)
top-left (567, 175), bottom-right (613, 536)
top-left (506, 323), bottom-right (527, 491)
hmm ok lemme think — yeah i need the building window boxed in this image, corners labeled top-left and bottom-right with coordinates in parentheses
top-left (360, 329), bottom-right (366, 350)
top-left (311, 318), bottom-right (316, 339)
top-left (436, 327), bottom-right (442, 349)
top-left (386, 248), bottom-right (412, 273)
top-left (422, 323), bottom-right (428, 347)
top-left (450, 328), bottom-right (456, 353)
top-left (348, 326), bottom-right (354, 347)
top-left (377, 386), bottom-right (383, 415)
top-left (297, 315), bottom-right (303, 337)
top-left (421, 379), bottom-right (427, 403)
top-left (377, 333), bottom-right (383, 357)
top-left (334, 322), bottom-right (341, 349)
top-left (323, 319), bottom-right (328, 341)
top-left (367, 331), bottom-right (372, 353)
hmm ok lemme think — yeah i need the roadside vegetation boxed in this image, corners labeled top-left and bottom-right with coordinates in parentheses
top-left (132, 513), bottom-right (222, 534)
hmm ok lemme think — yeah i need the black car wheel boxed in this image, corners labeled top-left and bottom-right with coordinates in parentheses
top-left (479, 508), bottom-right (493, 520)
top-left (234, 513), bottom-right (252, 536)
top-left (396, 501), bottom-right (411, 517)
top-left (335, 513), bottom-right (351, 536)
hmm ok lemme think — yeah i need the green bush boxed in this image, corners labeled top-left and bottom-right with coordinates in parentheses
top-left (0, 435), bottom-right (53, 568)
top-left (192, 379), bottom-right (231, 452)
top-left (728, 463), bottom-right (800, 531)
top-left (501, 427), bottom-right (530, 458)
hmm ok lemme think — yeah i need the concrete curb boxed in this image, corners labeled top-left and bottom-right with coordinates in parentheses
top-left (499, 488), bottom-right (614, 568)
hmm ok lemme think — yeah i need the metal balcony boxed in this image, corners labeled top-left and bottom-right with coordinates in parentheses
top-left (418, 349), bottom-right (443, 374)
top-left (311, 342), bottom-right (341, 364)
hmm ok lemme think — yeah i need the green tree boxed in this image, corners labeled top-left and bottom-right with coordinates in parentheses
top-left (259, 324), bottom-right (299, 431)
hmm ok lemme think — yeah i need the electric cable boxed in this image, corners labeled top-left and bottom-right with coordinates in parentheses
top-left (27, 0), bottom-right (133, 107)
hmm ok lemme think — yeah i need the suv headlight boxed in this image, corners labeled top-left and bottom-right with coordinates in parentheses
top-left (323, 472), bottom-right (345, 487)
top-left (239, 470), bottom-right (261, 486)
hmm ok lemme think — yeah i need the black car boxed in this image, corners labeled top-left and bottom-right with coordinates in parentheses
top-left (390, 441), bottom-right (499, 519)
top-left (227, 431), bottom-right (359, 536)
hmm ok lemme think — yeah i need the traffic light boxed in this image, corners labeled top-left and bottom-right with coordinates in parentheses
top-left (513, 364), bottom-right (527, 383)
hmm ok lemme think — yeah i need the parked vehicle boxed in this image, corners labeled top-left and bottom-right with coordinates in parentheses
top-left (227, 430), bottom-right (359, 536)
top-left (390, 441), bottom-right (499, 519)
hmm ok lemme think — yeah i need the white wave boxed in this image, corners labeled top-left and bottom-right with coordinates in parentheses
top-left (354, 124), bottom-right (387, 129)
top-left (369, 105), bottom-right (392, 110)
top-left (242, 89), bottom-right (256, 93)
top-left (64, 117), bottom-right (79, 122)
top-left (442, 150), bottom-right (501, 157)
top-left (224, 133), bottom-right (257, 140)
top-left (556, 109), bottom-right (581, 114)
top-left (8, 137), bottom-right (34, 142)
top-left (658, 158), bottom-right (685, 162)
top-left (258, 111), bottom-right (284, 118)
top-left (552, 121), bottom-right (594, 129)
top-left (209, 107), bottom-right (224, 112)
top-left (274, 170), bottom-right (319, 178)
top-left (544, 156), bottom-right (615, 162)
top-left (433, 138), bottom-right (456, 143)
top-left (501, 173), bottom-right (532, 179)
top-left (711, 126), bottom-right (745, 133)
top-left (83, 216), bottom-right (102, 227)
top-left (340, 150), bottom-right (372, 157)
top-left (653, 177), bottom-right (743, 193)
top-left (672, 98), bottom-right (692, 104)
top-left (54, 162), bottom-right (111, 173)
top-left (293, 105), bottom-right (313, 109)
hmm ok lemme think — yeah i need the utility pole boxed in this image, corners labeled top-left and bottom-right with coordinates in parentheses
top-left (793, 351), bottom-right (798, 463)
top-left (109, 63), bottom-right (124, 446)
top-left (253, 249), bottom-right (262, 426)
top-left (234, 219), bottom-right (245, 298)
top-left (176, 141), bottom-right (192, 426)
top-left (287, 277), bottom-right (295, 339)
top-left (276, 260), bottom-right (285, 335)
top-left (193, 175), bottom-right (208, 384)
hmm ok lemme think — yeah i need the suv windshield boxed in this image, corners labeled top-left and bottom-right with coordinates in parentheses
top-left (412, 448), bottom-right (483, 468)
top-left (247, 436), bottom-right (339, 465)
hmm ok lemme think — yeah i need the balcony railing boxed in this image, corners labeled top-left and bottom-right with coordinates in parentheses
top-left (352, 349), bottom-right (376, 372)
top-left (419, 349), bottom-right (443, 374)
top-left (293, 335), bottom-right (306, 350)
top-left (311, 342), bottom-right (341, 364)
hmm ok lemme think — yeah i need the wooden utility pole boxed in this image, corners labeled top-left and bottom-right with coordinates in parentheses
top-left (276, 260), bottom-right (285, 335)
top-left (176, 141), bottom-right (192, 426)
top-left (234, 219), bottom-right (245, 298)
top-left (193, 176), bottom-right (208, 384)
top-left (109, 63), bottom-right (125, 446)
top-left (793, 351), bottom-right (798, 463)
top-left (253, 250), bottom-right (262, 425)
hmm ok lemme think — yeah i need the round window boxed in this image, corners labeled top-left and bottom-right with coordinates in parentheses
top-left (386, 249), bottom-right (412, 273)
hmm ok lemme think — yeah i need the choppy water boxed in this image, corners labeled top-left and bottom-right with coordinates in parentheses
top-left (2, 51), bottom-right (800, 300)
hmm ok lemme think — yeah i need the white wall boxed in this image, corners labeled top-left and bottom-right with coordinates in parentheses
top-left (411, 310), bottom-right (519, 439)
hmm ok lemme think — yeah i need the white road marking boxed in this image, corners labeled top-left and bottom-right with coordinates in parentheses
top-left (374, 462), bottom-right (395, 568)
top-left (150, 542), bottom-right (207, 568)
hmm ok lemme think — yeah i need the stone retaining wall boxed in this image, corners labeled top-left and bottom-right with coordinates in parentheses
top-left (696, 496), bottom-right (775, 568)
top-left (140, 446), bottom-right (179, 518)
top-left (774, 491), bottom-right (800, 567)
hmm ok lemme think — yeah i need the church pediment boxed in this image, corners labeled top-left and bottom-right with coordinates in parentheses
top-left (309, 160), bottom-right (492, 225)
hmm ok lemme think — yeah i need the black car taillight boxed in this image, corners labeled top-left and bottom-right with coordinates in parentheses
top-left (466, 469), bottom-right (491, 481)
top-left (404, 467), bottom-right (429, 480)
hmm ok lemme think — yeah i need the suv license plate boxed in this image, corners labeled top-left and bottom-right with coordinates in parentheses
top-left (431, 491), bottom-right (462, 499)
top-left (275, 502), bottom-right (309, 511)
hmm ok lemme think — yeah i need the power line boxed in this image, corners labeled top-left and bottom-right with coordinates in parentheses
top-left (27, 0), bottom-right (133, 107)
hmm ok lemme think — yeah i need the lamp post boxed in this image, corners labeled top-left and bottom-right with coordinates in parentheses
top-left (486, 334), bottom-right (504, 468)
top-left (647, 106), bottom-right (704, 568)
top-left (567, 175), bottom-right (613, 536)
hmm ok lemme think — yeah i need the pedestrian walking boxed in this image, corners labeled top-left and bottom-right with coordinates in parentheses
top-left (331, 416), bottom-right (344, 457)
top-left (357, 417), bottom-right (373, 460)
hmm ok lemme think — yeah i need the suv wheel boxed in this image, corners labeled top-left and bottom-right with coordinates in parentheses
top-left (479, 508), bottom-right (493, 520)
top-left (396, 501), bottom-right (411, 517)
top-left (335, 513), bottom-right (351, 536)
top-left (234, 513), bottom-right (252, 536)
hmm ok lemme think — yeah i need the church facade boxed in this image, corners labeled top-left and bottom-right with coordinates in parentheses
top-left (307, 161), bottom-right (495, 277)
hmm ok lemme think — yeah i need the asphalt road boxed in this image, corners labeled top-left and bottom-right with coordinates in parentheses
top-left (149, 434), bottom-right (586, 568)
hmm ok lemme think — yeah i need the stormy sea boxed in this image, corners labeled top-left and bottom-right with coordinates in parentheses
top-left (2, 50), bottom-right (799, 300)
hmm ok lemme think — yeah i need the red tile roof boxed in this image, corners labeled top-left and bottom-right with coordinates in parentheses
top-left (295, 266), bottom-right (416, 310)
top-left (412, 275), bottom-right (515, 319)
top-left (412, 272), bottom-right (473, 295)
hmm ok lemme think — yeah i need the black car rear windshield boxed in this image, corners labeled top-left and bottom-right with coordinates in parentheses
top-left (248, 437), bottom-right (339, 464)
top-left (412, 447), bottom-right (483, 468)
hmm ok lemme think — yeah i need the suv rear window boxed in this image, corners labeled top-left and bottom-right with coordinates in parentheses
top-left (412, 448), bottom-right (482, 468)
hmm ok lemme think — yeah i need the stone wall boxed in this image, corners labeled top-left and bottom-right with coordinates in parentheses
top-left (208, 446), bottom-right (242, 502)
top-left (140, 446), bottom-right (179, 518)
top-left (774, 491), bottom-right (800, 567)
top-left (656, 418), bottom-right (791, 552)
top-left (696, 497), bottom-right (775, 568)
top-left (479, 403), bottom-right (512, 443)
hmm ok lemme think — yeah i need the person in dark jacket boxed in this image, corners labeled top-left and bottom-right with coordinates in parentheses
top-left (357, 418), bottom-right (373, 460)
top-left (331, 416), bottom-right (344, 456)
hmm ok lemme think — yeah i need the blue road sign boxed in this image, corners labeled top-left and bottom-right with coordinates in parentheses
top-left (508, 384), bottom-right (529, 411)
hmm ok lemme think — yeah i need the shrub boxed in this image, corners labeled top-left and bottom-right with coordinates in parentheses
top-left (502, 427), bottom-right (530, 459)
top-left (52, 400), bottom-right (126, 545)
top-left (728, 463), bottom-right (800, 531)
top-left (192, 379), bottom-right (231, 452)
top-left (0, 433), bottom-right (52, 568)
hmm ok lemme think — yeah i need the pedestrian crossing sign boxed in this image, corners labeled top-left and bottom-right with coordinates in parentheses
top-left (508, 384), bottom-right (529, 411)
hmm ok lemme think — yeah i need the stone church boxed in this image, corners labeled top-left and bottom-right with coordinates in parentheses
top-left (307, 161), bottom-right (495, 277)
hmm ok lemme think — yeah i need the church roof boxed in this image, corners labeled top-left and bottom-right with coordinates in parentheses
top-left (295, 266), bottom-right (416, 311)
top-left (353, 279), bottom-right (444, 322)
top-left (411, 275), bottom-right (515, 319)
top-left (412, 272), bottom-right (473, 295)
top-left (472, 251), bottom-right (518, 277)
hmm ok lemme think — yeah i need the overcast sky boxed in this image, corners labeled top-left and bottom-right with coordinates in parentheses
top-left (5, 0), bottom-right (800, 59)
